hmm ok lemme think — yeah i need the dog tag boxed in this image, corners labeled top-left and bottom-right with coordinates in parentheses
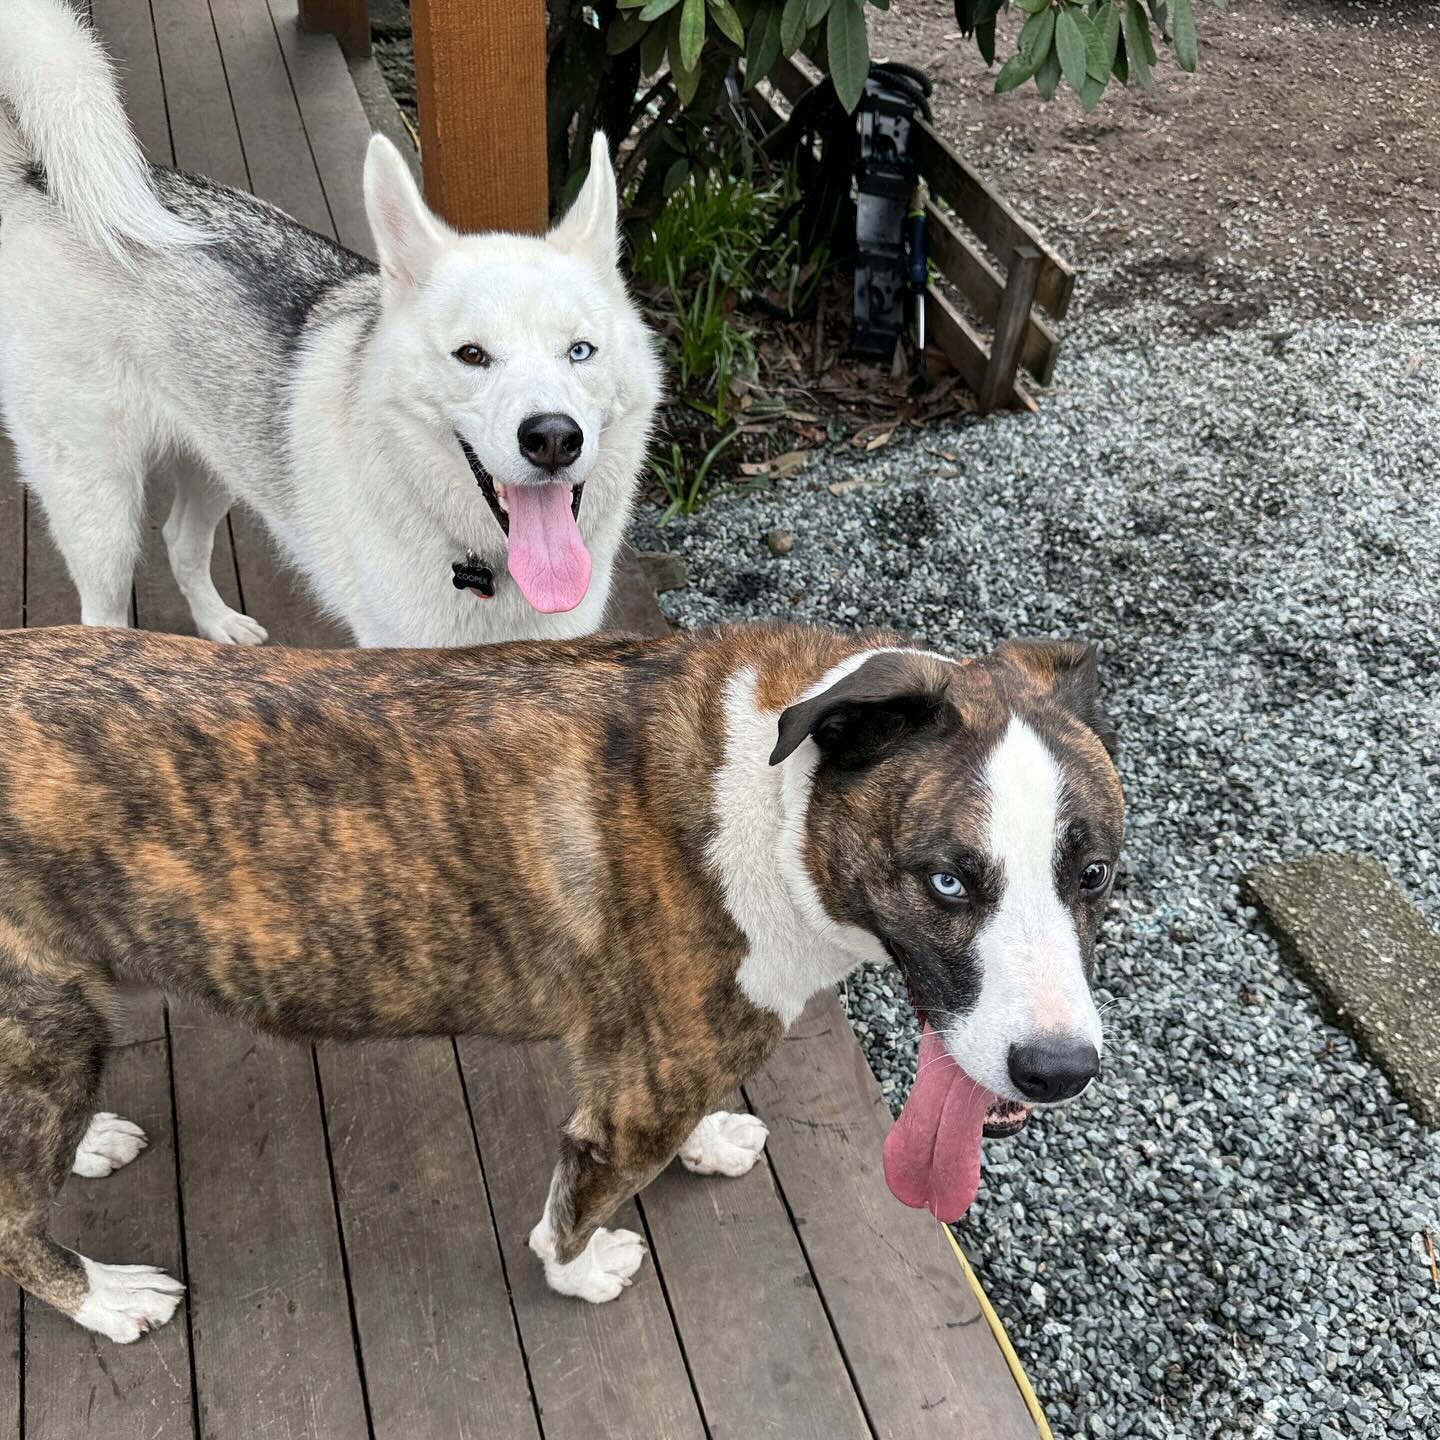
top-left (451, 551), bottom-right (495, 598)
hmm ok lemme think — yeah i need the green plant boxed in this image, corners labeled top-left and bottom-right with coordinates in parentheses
top-left (667, 258), bottom-right (758, 426)
top-left (634, 157), bottom-right (822, 433)
top-left (545, 0), bottom-right (891, 223)
top-left (954, 0), bottom-right (1218, 110)
top-left (631, 166), bottom-right (785, 291)
top-left (650, 426), bottom-right (745, 519)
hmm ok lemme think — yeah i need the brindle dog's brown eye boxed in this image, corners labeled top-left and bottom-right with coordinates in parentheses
top-left (454, 344), bottom-right (489, 367)
top-left (1080, 861), bottom-right (1111, 894)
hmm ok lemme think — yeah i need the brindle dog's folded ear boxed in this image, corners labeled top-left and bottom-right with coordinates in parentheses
top-left (769, 652), bottom-right (952, 768)
top-left (995, 638), bottom-right (1119, 758)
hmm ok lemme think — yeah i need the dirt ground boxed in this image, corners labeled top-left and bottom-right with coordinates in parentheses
top-left (870, 0), bottom-right (1440, 325)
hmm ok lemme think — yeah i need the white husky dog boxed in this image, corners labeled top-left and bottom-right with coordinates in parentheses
top-left (0, 0), bottom-right (659, 646)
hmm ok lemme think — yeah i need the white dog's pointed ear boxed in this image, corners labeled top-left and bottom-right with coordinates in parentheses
top-left (363, 135), bottom-right (451, 296)
top-left (548, 132), bottom-right (620, 273)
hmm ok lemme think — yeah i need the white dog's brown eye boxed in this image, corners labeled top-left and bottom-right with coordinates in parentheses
top-left (454, 344), bottom-right (489, 367)
top-left (1080, 861), bottom-right (1111, 894)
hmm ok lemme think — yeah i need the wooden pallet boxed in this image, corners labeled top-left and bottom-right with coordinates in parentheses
top-left (0, 3), bottom-right (1046, 1435)
top-left (764, 55), bottom-right (1074, 414)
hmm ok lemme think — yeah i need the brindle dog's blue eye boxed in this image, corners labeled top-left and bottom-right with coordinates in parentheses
top-left (929, 872), bottom-right (966, 900)
top-left (568, 340), bottom-right (595, 363)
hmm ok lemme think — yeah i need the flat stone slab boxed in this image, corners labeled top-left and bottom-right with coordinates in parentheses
top-left (1246, 854), bottom-right (1440, 1127)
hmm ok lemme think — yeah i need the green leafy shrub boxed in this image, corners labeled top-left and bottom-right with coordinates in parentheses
top-left (956, 0), bottom-right (1214, 110)
top-left (548, 0), bottom-right (1216, 218)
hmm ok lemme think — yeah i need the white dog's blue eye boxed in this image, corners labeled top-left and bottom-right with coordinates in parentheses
top-left (568, 340), bottom-right (596, 363)
top-left (929, 872), bottom-right (966, 900)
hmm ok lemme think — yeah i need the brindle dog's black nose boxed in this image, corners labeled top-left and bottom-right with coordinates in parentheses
top-left (1008, 1040), bottom-right (1099, 1103)
top-left (518, 413), bottom-right (583, 472)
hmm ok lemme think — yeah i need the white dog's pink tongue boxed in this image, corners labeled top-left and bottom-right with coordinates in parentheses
top-left (504, 483), bottom-right (591, 613)
top-left (883, 1023), bottom-right (998, 1223)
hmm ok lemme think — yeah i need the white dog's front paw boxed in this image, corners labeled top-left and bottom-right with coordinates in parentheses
top-left (199, 607), bottom-right (268, 646)
top-left (74, 1258), bottom-right (185, 1344)
top-left (72, 1112), bottom-right (148, 1178)
top-left (679, 1111), bottom-right (769, 1178)
top-left (540, 1227), bottom-right (647, 1304)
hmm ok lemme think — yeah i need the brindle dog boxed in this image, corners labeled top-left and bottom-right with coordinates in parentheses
top-left (0, 623), bottom-right (1123, 1341)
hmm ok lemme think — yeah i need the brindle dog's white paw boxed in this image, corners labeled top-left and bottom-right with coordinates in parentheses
top-left (679, 1111), bottom-right (769, 1178)
top-left (199, 608), bottom-right (268, 646)
top-left (72, 1112), bottom-right (148, 1179)
top-left (74, 1259), bottom-right (185, 1344)
top-left (542, 1227), bottom-right (647, 1304)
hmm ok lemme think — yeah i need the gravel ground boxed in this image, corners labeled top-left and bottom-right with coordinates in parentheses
top-left (630, 287), bottom-right (1440, 1434)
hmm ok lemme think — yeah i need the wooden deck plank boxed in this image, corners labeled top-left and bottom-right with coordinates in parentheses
top-left (265, 0), bottom-right (377, 254)
top-left (0, 434), bottom-right (23, 632)
top-left (168, 1009), bottom-right (371, 1440)
top-left (316, 1040), bottom-right (541, 1440)
top-left (457, 1038), bottom-right (707, 1440)
top-left (91, 0), bottom-right (172, 162)
top-left (747, 992), bottom-right (1040, 1440)
top-left (210, 0), bottom-right (335, 235)
top-left (639, 1151), bottom-right (871, 1439)
top-left (150, 0), bottom-right (250, 188)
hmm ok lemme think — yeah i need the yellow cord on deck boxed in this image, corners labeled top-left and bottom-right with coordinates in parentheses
top-left (945, 1225), bottom-right (1054, 1440)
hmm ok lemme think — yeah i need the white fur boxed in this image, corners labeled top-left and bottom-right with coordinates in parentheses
top-left (678, 1111), bottom-right (769, 1177)
top-left (72, 1111), bottom-right (147, 1178)
top-left (527, 1179), bottom-right (647, 1304)
top-left (940, 716), bottom-right (1104, 1097)
top-left (73, 1256), bottom-right (184, 1344)
top-left (0, 0), bottom-right (205, 262)
top-left (0, 14), bottom-right (660, 648)
top-left (711, 664), bottom-right (890, 1026)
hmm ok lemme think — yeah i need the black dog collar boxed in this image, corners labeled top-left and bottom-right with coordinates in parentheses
top-left (452, 436), bottom-right (498, 599)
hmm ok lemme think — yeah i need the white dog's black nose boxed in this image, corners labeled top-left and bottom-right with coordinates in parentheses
top-left (518, 413), bottom-right (583, 473)
top-left (1008, 1039), bottom-right (1099, 1103)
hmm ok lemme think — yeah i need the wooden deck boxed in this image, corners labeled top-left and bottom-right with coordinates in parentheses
top-left (0, 3), bottom-right (1045, 1435)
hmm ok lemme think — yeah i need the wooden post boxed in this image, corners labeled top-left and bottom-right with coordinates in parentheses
top-left (410, 0), bottom-right (549, 235)
top-left (979, 245), bottom-right (1041, 413)
top-left (297, 0), bottom-right (372, 58)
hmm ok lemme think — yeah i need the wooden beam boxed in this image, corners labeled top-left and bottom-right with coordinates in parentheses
top-left (911, 120), bottom-right (1074, 322)
top-left (980, 245), bottom-right (1042, 413)
top-left (926, 202), bottom-right (1061, 385)
top-left (767, 54), bottom-right (1074, 325)
top-left (926, 288), bottom-right (1038, 416)
top-left (411, 0), bottom-right (548, 234)
top-left (297, 0), bottom-right (371, 58)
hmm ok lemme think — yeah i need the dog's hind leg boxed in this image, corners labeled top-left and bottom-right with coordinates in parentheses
top-left (163, 462), bottom-right (268, 645)
top-left (10, 417), bottom-right (145, 628)
top-left (0, 944), bottom-right (182, 1342)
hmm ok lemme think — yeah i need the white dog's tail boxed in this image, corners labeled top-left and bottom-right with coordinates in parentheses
top-left (0, 0), bottom-right (206, 262)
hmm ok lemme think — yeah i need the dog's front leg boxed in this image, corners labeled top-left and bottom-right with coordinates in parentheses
top-left (527, 1093), bottom-right (703, 1305)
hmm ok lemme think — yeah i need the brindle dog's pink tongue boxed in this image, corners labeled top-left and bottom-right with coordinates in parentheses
top-left (504, 483), bottom-right (591, 614)
top-left (883, 1023), bottom-right (998, 1222)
